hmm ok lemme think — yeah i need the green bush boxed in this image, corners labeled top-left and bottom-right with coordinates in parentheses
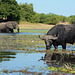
top-left (39, 13), bottom-right (60, 25)
top-left (68, 15), bottom-right (75, 24)
top-left (0, 0), bottom-right (20, 22)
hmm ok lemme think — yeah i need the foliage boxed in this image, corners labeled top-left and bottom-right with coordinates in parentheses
top-left (39, 13), bottom-right (47, 23)
top-left (19, 3), bottom-right (69, 24)
top-left (19, 3), bottom-right (33, 21)
top-left (0, 0), bottom-right (75, 25)
top-left (45, 13), bottom-right (60, 25)
top-left (59, 15), bottom-right (67, 22)
top-left (68, 15), bottom-right (75, 24)
top-left (39, 13), bottom-right (60, 25)
top-left (0, 0), bottom-right (20, 22)
top-left (19, 3), bottom-right (40, 23)
top-left (28, 12), bottom-right (40, 23)
top-left (19, 2), bottom-right (75, 25)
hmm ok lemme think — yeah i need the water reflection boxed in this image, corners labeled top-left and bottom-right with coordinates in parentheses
top-left (0, 51), bottom-right (16, 62)
top-left (0, 50), bottom-right (75, 75)
top-left (41, 51), bottom-right (75, 67)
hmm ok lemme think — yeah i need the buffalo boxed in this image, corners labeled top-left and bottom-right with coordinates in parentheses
top-left (39, 24), bottom-right (75, 50)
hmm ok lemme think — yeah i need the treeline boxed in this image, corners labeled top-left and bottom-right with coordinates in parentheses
top-left (0, 0), bottom-right (20, 23)
top-left (19, 3), bottom-right (75, 24)
top-left (0, 0), bottom-right (75, 24)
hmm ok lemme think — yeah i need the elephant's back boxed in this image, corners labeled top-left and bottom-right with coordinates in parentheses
top-left (0, 22), bottom-right (6, 29)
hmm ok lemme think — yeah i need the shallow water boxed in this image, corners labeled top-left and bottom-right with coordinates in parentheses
top-left (0, 50), bottom-right (51, 75)
top-left (0, 49), bottom-right (75, 75)
top-left (17, 32), bottom-right (44, 35)
top-left (0, 30), bottom-right (75, 74)
top-left (0, 29), bottom-right (47, 35)
top-left (0, 32), bottom-right (44, 35)
top-left (0, 52), bottom-right (45, 71)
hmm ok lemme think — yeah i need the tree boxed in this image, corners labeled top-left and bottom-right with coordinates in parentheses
top-left (0, 0), bottom-right (20, 22)
top-left (19, 3), bottom-right (33, 21)
top-left (68, 15), bottom-right (75, 24)
top-left (39, 13), bottom-right (47, 23)
top-left (19, 3), bottom-right (40, 23)
top-left (59, 15), bottom-right (67, 22)
top-left (44, 13), bottom-right (59, 25)
top-left (29, 12), bottom-right (40, 23)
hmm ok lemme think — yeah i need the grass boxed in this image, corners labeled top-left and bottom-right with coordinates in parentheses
top-left (0, 35), bottom-right (45, 50)
top-left (1, 21), bottom-right (75, 74)
top-left (19, 21), bottom-right (54, 29)
top-left (19, 29), bottom-right (48, 33)
top-left (0, 21), bottom-right (49, 51)
top-left (18, 21), bottom-right (54, 33)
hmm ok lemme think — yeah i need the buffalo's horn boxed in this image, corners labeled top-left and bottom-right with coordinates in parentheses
top-left (48, 35), bottom-right (58, 40)
top-left (38, 35), bottom-right (44, 40)
top-left (52, 36), bottom-right (58, 40)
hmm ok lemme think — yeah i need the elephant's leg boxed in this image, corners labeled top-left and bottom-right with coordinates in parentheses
top-left (0, 30), bottom-right (1, 33)
top-left (17, 27), bottom-right (19, 33)
top-left (10, 29), bottom-right (14, 33)
top-left (6, 28), bottom-right (10, 33)
top-left (6, 28), bottom-right (14, 33)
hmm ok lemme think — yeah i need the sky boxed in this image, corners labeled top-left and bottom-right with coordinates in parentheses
top-left (16, 0), bottom-right (75, 17)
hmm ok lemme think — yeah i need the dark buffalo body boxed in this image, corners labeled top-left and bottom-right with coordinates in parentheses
top-left (39, 24), bottom-right (75, 50)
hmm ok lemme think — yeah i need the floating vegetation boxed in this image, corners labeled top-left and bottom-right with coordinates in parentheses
top-left (48, 66), bottom-right (75, 73)
top-left (1, 65), bottom-right (75, 74)
top-left (0, 35), bottom-right (45, 50)
top-left (0, 33), bottom-right (75, 75)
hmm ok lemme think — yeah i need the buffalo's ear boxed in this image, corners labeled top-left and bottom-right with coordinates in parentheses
top-left (6, 22), bottom-right (13, 29)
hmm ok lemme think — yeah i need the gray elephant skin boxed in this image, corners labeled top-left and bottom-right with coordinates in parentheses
top-left (0, 21), bottom-right (19, 33)
top-left (39, 24), bottom-right (75, 50)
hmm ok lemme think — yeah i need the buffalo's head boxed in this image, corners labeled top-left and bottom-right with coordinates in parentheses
top-left (39, 34), bottom-right (58, 50)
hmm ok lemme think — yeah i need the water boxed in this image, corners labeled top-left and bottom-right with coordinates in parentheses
top-left (0, 49), bottom-right (75, 75)
top-left (0, 32), bottom-right (44, 36)
top-left (0, 29), bottom-right (47, 35)
top-left (17, 32), bottom-right (44, 35)
top-left (0, 50), bottom-right (50, 75)
top-left (0, 30), bottom-right (75, 75)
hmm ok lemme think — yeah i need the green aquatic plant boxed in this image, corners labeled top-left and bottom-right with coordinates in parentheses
top-left (48, 66), bottom-right (58, 72)
top-left (0, 35), bottom-right (45, 50)
top-left (48, 66), bottom-right (75, 73)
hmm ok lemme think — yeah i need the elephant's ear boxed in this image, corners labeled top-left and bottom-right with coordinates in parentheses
top-left (6, 22), bottom-right (13, 29)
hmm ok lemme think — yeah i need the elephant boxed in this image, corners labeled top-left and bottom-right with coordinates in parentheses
top-left (0, 21), bottom-right (19, 33)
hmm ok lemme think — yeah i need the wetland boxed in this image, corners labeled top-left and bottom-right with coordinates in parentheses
top-left (0, 29), bottom-right (75, 75)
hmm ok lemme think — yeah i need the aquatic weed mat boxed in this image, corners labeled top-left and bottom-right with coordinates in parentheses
top-left (0, 35), bottom-right (45, 51)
